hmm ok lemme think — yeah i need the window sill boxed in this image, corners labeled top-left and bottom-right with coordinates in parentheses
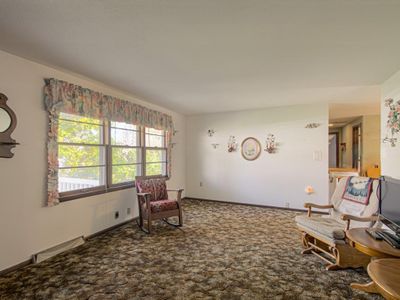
top-left (59, 183), bottom-right (135, 202)
top-left (59, 175), bottom-right (169, 203)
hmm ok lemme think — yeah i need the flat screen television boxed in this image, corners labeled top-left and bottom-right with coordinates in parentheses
top-left (379, 176), bottom-right (400, 235)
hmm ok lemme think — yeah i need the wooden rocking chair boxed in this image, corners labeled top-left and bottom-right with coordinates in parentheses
top-left (295, 177), bottom-right (380, 270)
top-left (135, 176), bottom-right (184, 234)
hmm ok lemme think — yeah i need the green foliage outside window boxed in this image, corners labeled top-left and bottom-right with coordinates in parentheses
top-left (58, 113), bottom-right (167, 188)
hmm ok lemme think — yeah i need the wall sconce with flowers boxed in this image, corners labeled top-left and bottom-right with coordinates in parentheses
top-left (305, 123), bottom-right (321, 129)
top-left (169, 130), bottom-right (178, 148)
top-left (227, 136), bottom-right (238, 152)
top-left (207, 129), bottom-right (219, 149)
top-left (264, 133), bottom-right (277, 153)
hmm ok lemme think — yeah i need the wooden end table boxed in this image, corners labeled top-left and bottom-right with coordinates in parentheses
top-left (346, 228), bottom-right (400, 299)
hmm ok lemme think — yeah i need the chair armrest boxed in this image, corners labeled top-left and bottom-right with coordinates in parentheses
top-left (137, 192), bottom-right (151, 198)
top-left (167, 188), bottom-right (184, 202)
top-left (341, 214), bottom-right (379, 230)
top-left (304, 203), bottom-right (334, 217)
top-left (137, 192), bottom-right (151, 207)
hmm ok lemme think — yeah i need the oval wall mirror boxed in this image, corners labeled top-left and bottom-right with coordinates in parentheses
top-left (0, 93), bottom-right (19, 158)
top-left (0, 107), bottom-right (12, 132)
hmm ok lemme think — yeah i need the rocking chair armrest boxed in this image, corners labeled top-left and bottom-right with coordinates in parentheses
top-left (137, 193), bottom-right (151, 207)
top-left (304, 203), bottom-right (334, 217)
top-left (167, 188), bottom-right (184, 202)
top-left (137, 192), bottom-right (151, 197)
top-left (341, 214), bottom-right (379, 230)
top-left (167, 188), bottom-right (184, 192)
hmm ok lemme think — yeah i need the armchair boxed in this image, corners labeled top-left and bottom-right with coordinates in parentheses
top-left (135, 176), bottom-right (184, 234)
top-left (295, 177), bottom-right (380, 270)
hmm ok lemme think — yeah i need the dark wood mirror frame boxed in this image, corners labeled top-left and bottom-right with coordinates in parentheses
top-left (0, 93), bottom-right (19, 158)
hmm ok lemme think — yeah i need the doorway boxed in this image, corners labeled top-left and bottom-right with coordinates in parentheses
top-left (352, 125), bottom-right (361, 171)
top-left (329, 132), bottom-right (339, 168)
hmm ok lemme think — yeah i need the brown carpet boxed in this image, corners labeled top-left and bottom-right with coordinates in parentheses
top-left (0, 199), bottom-right (381, 299)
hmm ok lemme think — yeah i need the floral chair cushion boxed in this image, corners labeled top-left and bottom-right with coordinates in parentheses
top-left (153, 178), bottom-right (168, 201)
top-left (148, 199), bottom-right (178, 213)
top-left (136, 178), bottom-right (169, 202)
top-left (136, 178), bottom-right (156, 201)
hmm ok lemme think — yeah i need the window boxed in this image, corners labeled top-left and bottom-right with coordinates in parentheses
top-left (57, 113), bottom-right (169, 201)
top-left (144, 128), bottom-right (168, 177)
top-left (58, 113), bottom-right (106, 194)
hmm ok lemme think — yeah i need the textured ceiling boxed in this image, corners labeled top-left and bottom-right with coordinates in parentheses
top-left (0, 0), bottom-right (398, 115)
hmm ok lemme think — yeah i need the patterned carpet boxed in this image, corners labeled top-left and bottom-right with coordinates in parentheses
top-left (0, 199), bottom-right (381, 300)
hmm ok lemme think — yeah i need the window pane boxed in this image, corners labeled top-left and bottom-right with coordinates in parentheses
top-left (58, 119), bottom-right (102, 144)
top-left (145, 134), bottom-right (164, 147)
top-left (145, 128), bottom-right (163, 135)
top-left (146, 149), bottom-right (166, 163)
top-left (112, 147), bottom-right (139, 165)
top-left (112, 164), bottom-right (140, 184)
top-left (60, 113), bottom-right (102, 125)
top-left (59, 167), bottom-right (105, 192)
top-left (146, 163), bottom-right (167, 176)
top-left (111, 121), bottom-right (137, 131)
top-left (111, 128), bottom-right (138, 146)
top-left (59, 145), bottom-right (105, 168)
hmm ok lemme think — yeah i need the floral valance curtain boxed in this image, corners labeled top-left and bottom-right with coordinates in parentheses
top-left (44, 78), bottom-right (174, 131)
top-left (44, 78), bottom-right (174, 207)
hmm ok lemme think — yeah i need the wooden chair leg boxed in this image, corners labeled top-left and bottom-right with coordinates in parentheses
top-left (147, 214), bottom-right (151, 234)
top-left (139, 208), bottom-right (143, 227)
top-left (179, 209), bottom-right (183, 227)
top-left (137, 200), bottom-right (143, 227)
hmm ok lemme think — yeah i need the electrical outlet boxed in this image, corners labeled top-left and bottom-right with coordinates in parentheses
top-left (127, 208), bottom-right (131, 215)
top-left (200, 181), bottom-right (203, 187)
top-left (114, 211), bottom-right (119, 219)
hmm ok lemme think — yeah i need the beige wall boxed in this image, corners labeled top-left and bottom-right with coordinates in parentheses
top-left (0, 50), bottom-right (186, 271)
top-left (362, 115), bottom-right (380, 172)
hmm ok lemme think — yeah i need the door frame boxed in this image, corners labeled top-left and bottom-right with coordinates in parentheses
top-left (329, 132), bottom-right (340, 168)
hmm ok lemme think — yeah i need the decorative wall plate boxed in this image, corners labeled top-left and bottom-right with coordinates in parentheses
top-left (241, 137), bottom-right (261, 161)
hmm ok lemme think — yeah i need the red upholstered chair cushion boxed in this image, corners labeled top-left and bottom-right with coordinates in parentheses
top-left (136, 178), bottom-right (168, 202)
top-left (136, 178), bottom-right (156, 201)
top-left (153, 178), bottom-right (168, 201)
top-left (150, 199), bottom-right (178, 213)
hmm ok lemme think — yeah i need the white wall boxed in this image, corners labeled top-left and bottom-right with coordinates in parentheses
top-left (381, 69), bottom-right (400, 179)
top-left (186, 104), bottom-right (329, 210)
top-left (0, 50), bottom-right (186, 271)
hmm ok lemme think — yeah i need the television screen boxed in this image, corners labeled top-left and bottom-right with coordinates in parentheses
top-left (380, 176), bottom-right (400, 232)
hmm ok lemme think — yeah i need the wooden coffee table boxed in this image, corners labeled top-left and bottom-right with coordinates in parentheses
top-left (346, 228), bottom-right (400, 299)
top-left (346, 228), bottom-right (400, 258)
top-left (351, 259), bottom-right (400, 300)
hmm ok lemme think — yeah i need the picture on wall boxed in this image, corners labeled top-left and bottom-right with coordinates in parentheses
top-left (241, 137), bottom-right (261, 161)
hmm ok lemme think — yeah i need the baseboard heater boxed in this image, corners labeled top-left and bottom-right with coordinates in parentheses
top-left (32, 236), bottom-right (85, 264)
